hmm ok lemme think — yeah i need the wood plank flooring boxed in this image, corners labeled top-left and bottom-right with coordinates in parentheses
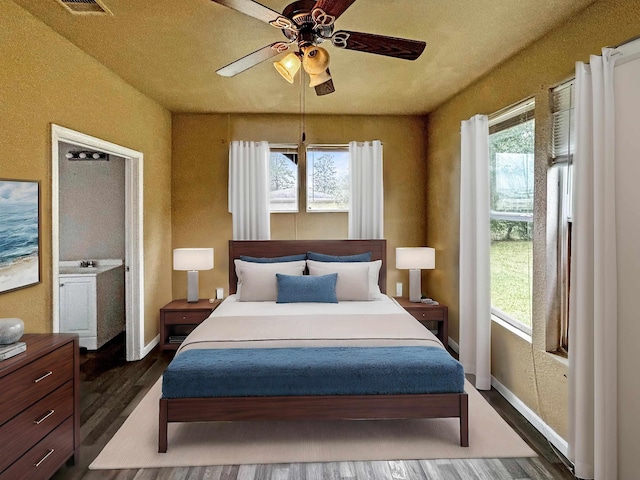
top-left (51, 335), bottom-right (575, 480)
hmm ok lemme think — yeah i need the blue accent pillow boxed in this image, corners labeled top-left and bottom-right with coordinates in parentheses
top-left (240, 254), bottom-right (307, 263)
top-left (307, 251), bottom-right (372, 262)
top-left (276, 273), bottom-right (338, 303)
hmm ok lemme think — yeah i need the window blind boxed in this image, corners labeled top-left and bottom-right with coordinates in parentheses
top-left (551, 80), bottom-right (575, 164)
top-left (270, 144), bottom-right (299, 164)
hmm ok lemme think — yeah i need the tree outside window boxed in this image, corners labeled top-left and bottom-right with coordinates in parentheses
top-left (306, 146), bottom-right (349, 212)
top-left (269, 149), bottom-right (298, 212)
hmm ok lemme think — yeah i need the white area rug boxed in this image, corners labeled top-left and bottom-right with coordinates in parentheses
top-left (90, 379), bottom-right (535, 470)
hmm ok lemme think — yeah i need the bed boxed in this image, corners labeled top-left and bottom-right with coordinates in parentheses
top-left (159, 239), bottom-right (468, 453)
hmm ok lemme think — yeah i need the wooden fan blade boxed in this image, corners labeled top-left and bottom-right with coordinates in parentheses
top-left (331, 31), bottom-right (426, 60)
top-left (216, 42), bottom-right (291, 77)
top-left (211, 0), bottom-right (297, 31)
top-left (312, 0), bottom-right (356, 22)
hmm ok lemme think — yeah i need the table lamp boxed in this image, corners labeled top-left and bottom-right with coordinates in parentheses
top-left (396, 247), bottom-right (435, 302)
top-left (173, 248), bottom-right (214, 303)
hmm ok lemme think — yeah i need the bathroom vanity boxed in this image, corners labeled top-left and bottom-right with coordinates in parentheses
top-left (59, 260), bottom-right (124, 350)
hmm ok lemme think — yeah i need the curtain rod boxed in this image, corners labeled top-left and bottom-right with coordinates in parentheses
top-left (614, 34), bottom-right (640, 49)
top-left (270, 143), bottom-right (384, 149)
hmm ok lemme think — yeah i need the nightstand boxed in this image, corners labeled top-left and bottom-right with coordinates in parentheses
top-left (394, 297), bottom-right (449, 349)
top-left (160, 299), bottom-right (221, 351)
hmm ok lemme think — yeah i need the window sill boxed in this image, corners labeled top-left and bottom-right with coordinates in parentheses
top-left (491, 314), bottom-right (532, 343)
top-left (306, 210), bottom-right (349, 214)
top-left (545, 350), bottom-right (569, 367)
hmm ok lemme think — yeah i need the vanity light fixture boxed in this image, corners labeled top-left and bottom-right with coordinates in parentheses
top-left (65, 150), bottom-right (109, 161)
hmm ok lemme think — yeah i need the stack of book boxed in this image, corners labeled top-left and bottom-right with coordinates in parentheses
top-left (420, 297), bottom-right (439, 305)
top-left (0, 342), bottom-right (26, 361)
top-left (168, 335), bottom-right (187, 344)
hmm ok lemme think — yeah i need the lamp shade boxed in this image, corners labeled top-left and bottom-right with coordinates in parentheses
top-left (173, 248), bottom-right (214, 271)
top-left (396, 247), bottom-right (435, 270)
top-left (307, 68), bottom-right (332, 88)
top-left (302, 46), bottom-right (331, 87)
top-left (274, 53), bottom-right (301, 84)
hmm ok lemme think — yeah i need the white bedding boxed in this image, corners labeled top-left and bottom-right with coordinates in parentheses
top-left (178, 294), bottom-right (443, 354)
top-left (215, 293), bottom-right (406, 316)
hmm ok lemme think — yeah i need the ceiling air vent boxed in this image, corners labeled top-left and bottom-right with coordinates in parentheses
top-left (55, 0), bottom-right (112, 15)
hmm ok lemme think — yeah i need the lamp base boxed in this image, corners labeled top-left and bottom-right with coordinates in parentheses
top-left (409, 269), bottom-right (422, 302)
top-left (187, 270), bottom-right (199, 303)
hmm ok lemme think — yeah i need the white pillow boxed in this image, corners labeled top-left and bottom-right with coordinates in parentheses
top-left (306, 259), bottom-right (382, 300)
top-left (234, 259), bottom-right (306, 302)
top-left (308, 263), bottom-right (369, 301)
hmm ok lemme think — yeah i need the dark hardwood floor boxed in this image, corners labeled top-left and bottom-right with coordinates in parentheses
top-left (51, 334), bottom-right (575, 480)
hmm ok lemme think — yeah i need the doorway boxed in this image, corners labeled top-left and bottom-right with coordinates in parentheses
top-left (51, 124), bottom-right (145, 361)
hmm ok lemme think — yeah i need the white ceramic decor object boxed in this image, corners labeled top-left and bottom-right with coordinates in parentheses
top-left (0, 318), bottom-right (24, 344)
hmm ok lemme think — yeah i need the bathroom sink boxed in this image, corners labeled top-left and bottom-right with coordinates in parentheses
top-left (59, 266), bottom-right (98, 275)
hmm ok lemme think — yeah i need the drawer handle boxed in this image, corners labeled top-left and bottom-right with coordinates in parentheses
top-left (34, 449), bottom-right (55, 468)
top-left (34, 410), bottom-right (55, 425)
top-left (33, 371), bottom-right (53, 383)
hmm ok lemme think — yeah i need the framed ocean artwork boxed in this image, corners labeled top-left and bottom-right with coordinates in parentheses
top-left (0, 179), bottom-right (41, 294)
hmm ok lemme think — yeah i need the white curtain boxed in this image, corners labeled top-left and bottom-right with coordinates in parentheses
top-left (228, 141), bottom-right (271, 240)
top-left (568, 48), bottom-right (617, 480)
top-left (459, 114), bottom-right (492, 391)
top-left (348, 140), bottom-right (384, 239)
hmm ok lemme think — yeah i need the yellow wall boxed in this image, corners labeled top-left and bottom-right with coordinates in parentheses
top-left (0, 0), bottom-right (173, 344)
top-left (171, 113), bottom-right (428, 299)
top-left (425, 0), bottom-right (640, 462)
top-left (5, 0), bottom-right (639, 474)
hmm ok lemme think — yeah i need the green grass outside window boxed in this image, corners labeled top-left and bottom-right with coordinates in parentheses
top-left (490, 240), bottom-right (533, 327)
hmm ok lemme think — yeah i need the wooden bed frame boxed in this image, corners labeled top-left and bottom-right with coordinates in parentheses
top-left (159, 239), bottom-right (468, 453)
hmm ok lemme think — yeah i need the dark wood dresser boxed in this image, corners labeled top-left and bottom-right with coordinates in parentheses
top-left (0, 334), bottom-right (79, 480)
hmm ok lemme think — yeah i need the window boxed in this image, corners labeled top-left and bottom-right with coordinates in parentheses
top-left (551, 80), bottom-right (575, 353)
top-left (489, 100), bottom-right (535, 335)
top-left (269, 144), bottom-right (351, 213)
top-left (306, 145), bottom-right (349, 212)
top-left (269, 145), bottom-right (298, 213)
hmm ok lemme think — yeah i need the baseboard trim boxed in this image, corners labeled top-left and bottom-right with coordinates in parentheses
top-left (447, 336), bottom-right (569, 459)
top-left (448, 336), bottom-right (459, 353)
top-left (490, 376), bottom-right (569, 458)
top-left (141, 335), bottom-right (159, 359)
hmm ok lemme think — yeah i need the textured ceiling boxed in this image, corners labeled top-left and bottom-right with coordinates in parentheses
top-left (12, 0), bottom-right (597, 115)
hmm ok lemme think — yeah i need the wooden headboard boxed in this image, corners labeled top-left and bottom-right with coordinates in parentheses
top-left (228, 239), bottom-right (387, 294)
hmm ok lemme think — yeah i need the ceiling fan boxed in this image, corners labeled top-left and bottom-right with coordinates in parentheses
top-left (211, 0), bottom-right (427, 96)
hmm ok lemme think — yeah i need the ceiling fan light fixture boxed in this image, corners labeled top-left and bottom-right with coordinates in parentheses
top-left (301, 46), bottom-right (331, 87)
top-left (211, 0), bottom-right (426, 96)
top-left (307, 68), bottom-right (332, 88)
top-left (273, 53), bottom-right (301, 84)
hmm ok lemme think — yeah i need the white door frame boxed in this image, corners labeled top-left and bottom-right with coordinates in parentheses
top-left (51, 124), bottom-right (145, 361)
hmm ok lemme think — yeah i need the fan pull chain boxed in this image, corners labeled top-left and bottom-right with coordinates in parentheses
top-left (300, 70), bottom-right (306, 144)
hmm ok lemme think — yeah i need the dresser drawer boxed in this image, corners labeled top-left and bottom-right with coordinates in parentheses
top-left (0, 381), bottom-right (74, 472)
top-left (0, 343), bottom-right (73, 426)
top-left (163, 310), bottom-right (211, 324)
top-left (0, 416), bottom-right (74, 480)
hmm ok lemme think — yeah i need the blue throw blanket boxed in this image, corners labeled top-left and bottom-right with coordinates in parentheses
top-left (162, 346), bottom-right (464, 398)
